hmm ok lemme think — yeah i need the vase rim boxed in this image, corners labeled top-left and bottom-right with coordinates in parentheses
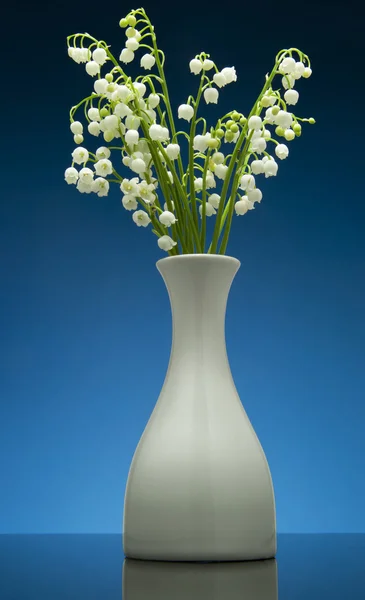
top-left (156, 254), bottom-right (241, 268)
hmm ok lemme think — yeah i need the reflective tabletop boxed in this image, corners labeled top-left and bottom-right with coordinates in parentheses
top-left (0, 534), bottom-right (364, 599)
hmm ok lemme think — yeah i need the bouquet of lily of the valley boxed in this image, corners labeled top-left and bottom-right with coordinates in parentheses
top-left (65, 6), bottom-right (315, 255)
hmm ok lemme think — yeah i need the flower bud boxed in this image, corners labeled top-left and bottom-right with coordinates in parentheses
top-left (74, 134), bottom-right (84, 144)
top-left (303, 67), bottom-right (312, 78)
top-left (284, 128), bottom-right (295, 141)
top-left (239, 116), bottom-right (247, 125)
top-left (127, 14), bottom-right (137, 27)
top-left (275, 126), bottom-right (285, 137)
top-left (226, 119), bottom-right (234, 129)
top-left (271, 106), bottom-right (280, 116)
top-left (230, 123), bottom-right (239, 133)
top-left (100, 108), bottom-right (110, 118)
top-left (103, 130), bottom-right (114, 142)
top-left (105, 73), bottom-right (113, 82)
top-left (232, 111), bottom-right (240, 121)
top-left (309, 117), bottom-right (316, 124)
top-left (119, 17), bottom-right (128, 27)
top-left (225, 131), bottom-right (235, 142)
top-left (207, 137), bottom-right (219, 149)
top-left (293, 123), bottom-right (302, 136)
top-left (216, 128), bottom-right (224, 138)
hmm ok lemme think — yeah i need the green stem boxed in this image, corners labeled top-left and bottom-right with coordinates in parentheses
top-left (188, 77), bottom-right (204, 235)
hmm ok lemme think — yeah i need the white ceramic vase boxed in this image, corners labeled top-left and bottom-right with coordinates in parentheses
top-left (123, 254), bottom-right (276, 561)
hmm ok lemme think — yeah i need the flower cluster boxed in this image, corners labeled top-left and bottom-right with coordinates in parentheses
top-left (65, 7), bottom-right (315, 255)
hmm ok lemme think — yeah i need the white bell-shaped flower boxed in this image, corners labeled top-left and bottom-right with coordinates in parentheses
top-left (165, 144), bottom-right (181, 160)
top-left (94, 78), bottom-right (108, 95)
top-left (213, 72), bottom-right (226, 88)
top-left (199, 202), bottom-right (216, 217)
top-left (235, 197), bottom-right (250, 215)
top-left (148, 93), bottom-right (160, 108)
top-left (221, 67), bottom-right (237, 83)
top-left (194, 178), bottom-right (203, 191)
top-left (88, 122), bottom-right (101, 136)
top-left (95, 146), bottom-right (111, 159)
top-left (125, 129), bottom-right (139, 146)
top-left (158, 235), bottom-right (177, 251)
top-left (71, 147), bottom-right (89, 165)
top-left (212, 152), bottom-right (225, 165)
top-left (251, 137), bottom-right (267, 154)
top-left (132, 210), bottom-right (151, 227)
top-left (251, 160), bottom-right (265, 175)
top-left (247, 188), bottom-right (263, 203)
top-left (280, 56), bottom-right (296, 74)
top-left (159, 211), bottom-right (178, 226)
top-left (208, 193), bottom-right (220, 209)
top-left (93, 177), bottom-right (109, 197)
top-left (189, 58), bottom-right (203, 74)
top-left (94, 158), bottom-right (113, 176)
top-left (284, 89), bottom-right (299, 105)
top-left (130, 158), bottom-right (147, 174)
top-left (92, 47), bottom-right (107, 65)
top-left (275, 143), bottom-right (289, 160)
top-left (204, 88), bottom-right (219, 104)
top-left (139, 181), bottom-right (156, 203)
top-left (275, 110), bottom-right (293, 128)
top-left (88, 107), bottom-right (101, 122)
top-left (120, 177), bottom-right (140, 196)
top-left (79, 167), bottom-right (94, 184)
top-left (122, 194), bottom-right (138, 211)
top-left (214, 164), bottom-right (228, 180)
top-left (248, 116), bottom-right (263, 131)
top-left (178, 104), bottom-right (194, 122)
top-left (85, 61), bottom-right (100, 76)
top-left (120, 48), bottom-right (134, 64)
top-left (70, 121), bottom-right (83, 135)
top-left (140, 53), bottom-right (156, 70)
top-left (303, 67), bottom-right (312, 78)
top-left (64, 167), bottom-right (79, 184)
top-left (263, 159), bottom-right (278, 178)
top-left (202, 59), bottom-right (214, 71)
top-left (126, 37), bottom-right (139, 51)
top-left (239, 174), bottom-right (255, 191)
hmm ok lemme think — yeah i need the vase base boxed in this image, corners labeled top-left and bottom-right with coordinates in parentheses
top-left (123, 534), bottom-right (276, 562)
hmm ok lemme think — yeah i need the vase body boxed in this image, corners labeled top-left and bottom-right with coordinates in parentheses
top-left (123, 254), bottom-right (276, 561)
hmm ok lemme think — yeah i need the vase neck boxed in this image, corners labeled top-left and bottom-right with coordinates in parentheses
top-left (157, 256), bottom-right (240, 369)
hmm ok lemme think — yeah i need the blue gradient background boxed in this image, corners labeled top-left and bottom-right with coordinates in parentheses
top-left (1, 0), bottom-right (364, 534)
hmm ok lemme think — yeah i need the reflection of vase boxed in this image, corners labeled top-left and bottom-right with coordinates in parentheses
top-left (123, 255), bottom-right (276, 561)
top-left (123, 557), bottom-right (278, 600)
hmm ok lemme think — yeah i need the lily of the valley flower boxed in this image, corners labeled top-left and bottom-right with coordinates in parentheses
top-left (208, 193), bottom-right (220, 209)
top-left (64, 167), bottom-right (79, 184)
top-left (122, 194), bottom-right (138, 211)
top-left (199, 202), bottom-right (216, 217)
top-left (93, 177), bottom-right (110, 196)
top-left (92, 47), bottom-right (108, 65)
top-left (189, 58), bottom-right (203, 74)
top-left (239, 174), bottom-right (256, 191)
top-left (275, 143), bottom-right (289, 159)
top-left (88, 121), bottom-right (101, 136)
top-left (284, 89), bottom-right (299, 105)
top-left (165, 144), bottom-right (181, 160)
top-left (159, 211), bottom-right (178, 226)
top-left (235, 196), bottom-right (251, 215)
top-left (72, 147), bottom-right (89, 164)
top-left (251, 159), bottom-right (265, 174)
top-left (263, 159), bottom-right (278, 177)
top-left (149, 124), bottom-right (169, 141)
top-left (120, 48), bottom-right (134, 63)
top-left (178, 104), bottom-right (194, 122)
top-left (94, 158), bottom-right (113, 176)
top-left (132, 210), bottom-right (151, 227)
top-left (204, 88), bottom-right (219, 104)
top-left (120, 177), bottom-right (140, 196)
top-left (247, 188), bottom-right (263, 203)
top-left (85, 61), bottom-right (100, 76)
top-left (158, 235), bottom-right (177, 251)
top-left (95, 146), bottom-right (111, 159)
top-left (141, 53), bottom-right (156, 69)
